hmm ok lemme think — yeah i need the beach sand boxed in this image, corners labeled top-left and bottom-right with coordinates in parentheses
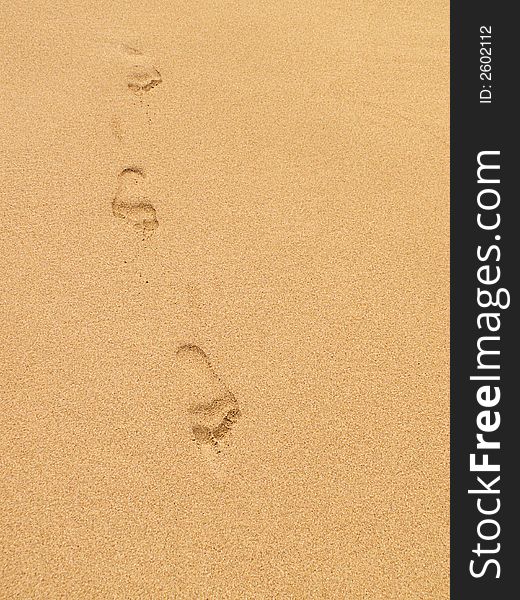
top-left (1, 1), bottom-right (449, 597)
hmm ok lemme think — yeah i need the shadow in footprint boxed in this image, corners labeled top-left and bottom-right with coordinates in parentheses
top-left (127, 64), bottom-right (162, 94)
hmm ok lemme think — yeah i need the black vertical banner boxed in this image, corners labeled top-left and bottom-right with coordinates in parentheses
top-left (451, 2), bottom-right (516, 598)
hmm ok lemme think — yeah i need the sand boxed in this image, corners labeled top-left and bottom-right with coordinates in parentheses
top-left (0, 1), bottom-right (449, 598)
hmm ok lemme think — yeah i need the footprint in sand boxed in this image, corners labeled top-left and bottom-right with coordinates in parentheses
top-left (119, 44), bottom-right (162, 95)
top-left (176, 345), bottom-right (241, 451)
top-left (112, 167), bottom-right (159, 232)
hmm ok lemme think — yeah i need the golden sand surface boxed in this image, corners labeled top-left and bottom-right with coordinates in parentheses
top-left (1, 1), bottom-right (449, 597)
